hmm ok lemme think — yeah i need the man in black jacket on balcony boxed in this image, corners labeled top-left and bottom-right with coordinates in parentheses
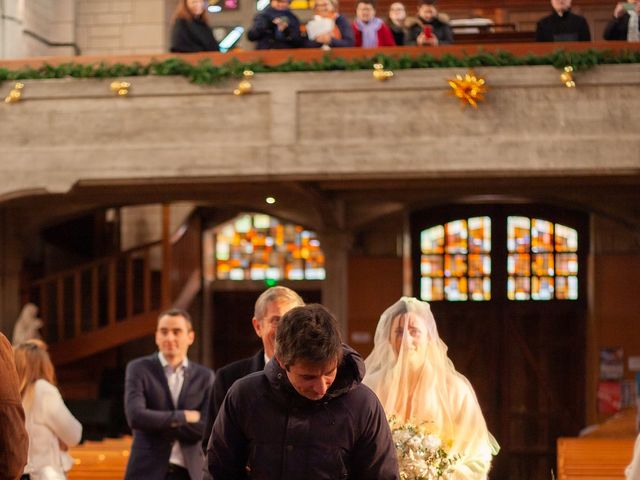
top-left (536, 0), bottom-right (591, 42)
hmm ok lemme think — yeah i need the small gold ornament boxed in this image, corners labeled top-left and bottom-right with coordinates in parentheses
top-left (447, 71), bottom-right (487, 108)
top-left (560, 65), bottom-right (575, 88)
top-left (233, 70), bottom-right (254, 96)
top-left (4, 82), bottom-right (24, 104)
top-left (110, 81), bottom-right (131, 96)
top-left (372, 63), bottom-right (394, 81)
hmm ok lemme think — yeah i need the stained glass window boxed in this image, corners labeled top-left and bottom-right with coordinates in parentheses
top-left (420, 217), bottom-right (491, 302)
top-left (213, 213), bottom-right (325, 281)
top-left (507, 217), bottom-right (578, 301)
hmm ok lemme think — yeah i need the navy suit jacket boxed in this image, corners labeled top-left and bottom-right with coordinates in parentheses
top-left (124, 353), bottom-right (214, 480)
top-left (202, 350), bottom-right (265, 451)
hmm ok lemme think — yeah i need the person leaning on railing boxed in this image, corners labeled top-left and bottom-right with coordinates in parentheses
top-left (387, 2), bottom-right (411, 46)
top-left (352, 0), bottom-right (396, 47)
top-left (248, 0), bottom-right (305, 49)
top-left (170, 0), bottom-right (220, 52)
top-left (303, 0), bottom-right (355, 48)
top-left (535, 0), bottom-right (591, 42)
top-left (406, 0), bottom-right (454, 46)
top-left (603, 1), bottom-right (640, 41)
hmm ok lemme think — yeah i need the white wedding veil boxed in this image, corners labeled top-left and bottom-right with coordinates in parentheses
top-left (364, 297), bottom-right (499, 479)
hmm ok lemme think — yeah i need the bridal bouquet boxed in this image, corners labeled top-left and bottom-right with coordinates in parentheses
top-left (389, 416), bottom-right (459, 480)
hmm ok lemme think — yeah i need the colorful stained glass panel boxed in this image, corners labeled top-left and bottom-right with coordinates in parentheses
top-left (445, 220), bottom-right (468, 254)
top-left (421, 225), bottom-right (445, 254)
top-left (508, 217), bottom-right (531, 253)
top-left (214, 214), bottom-right (325, 280)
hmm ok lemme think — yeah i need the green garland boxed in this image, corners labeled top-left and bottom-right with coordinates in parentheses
top-left (1, 49), bottom-right (639, 85)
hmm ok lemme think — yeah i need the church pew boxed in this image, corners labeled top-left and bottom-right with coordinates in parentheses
top-left (557, 437), bottom-right (635, 480)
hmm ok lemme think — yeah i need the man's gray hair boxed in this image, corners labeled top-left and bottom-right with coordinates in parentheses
top-left (254, 286), bottom-right (304, 321)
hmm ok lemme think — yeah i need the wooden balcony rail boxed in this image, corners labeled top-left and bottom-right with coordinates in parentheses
top-left (1, 42), bottom-right (638, 71)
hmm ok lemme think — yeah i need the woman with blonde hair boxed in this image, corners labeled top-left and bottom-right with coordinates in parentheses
top-left (14, 340), bottom-right (82, 480)
top-left (364, 297), bottom-right (499, 480)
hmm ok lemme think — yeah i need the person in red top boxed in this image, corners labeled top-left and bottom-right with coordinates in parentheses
top-left (353, 0), bottom-right (396, 47)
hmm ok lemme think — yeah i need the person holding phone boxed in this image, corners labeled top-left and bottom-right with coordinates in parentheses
top-left (407, 0), bottom-right (453, 46)
top-left (248, 0), bottom-right (304, 49)
top-left (603, 1), bottom-right (640, 41)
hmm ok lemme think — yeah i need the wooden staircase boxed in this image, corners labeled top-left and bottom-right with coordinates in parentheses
top-left (27, 207), bottom-right (202, 366)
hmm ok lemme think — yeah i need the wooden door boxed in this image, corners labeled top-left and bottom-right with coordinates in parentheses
top-left (413, 204), bottom-right (587, 479)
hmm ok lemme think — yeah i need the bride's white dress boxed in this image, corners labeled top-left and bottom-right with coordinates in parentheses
top-left (363, 297), bottom-right (499, 480)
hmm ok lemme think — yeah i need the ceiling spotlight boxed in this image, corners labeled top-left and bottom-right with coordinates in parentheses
top-left (265, 196), bottom-right (276, 204)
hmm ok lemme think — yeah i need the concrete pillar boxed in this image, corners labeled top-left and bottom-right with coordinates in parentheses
top-left (318, 230), bottom-right (352, 337)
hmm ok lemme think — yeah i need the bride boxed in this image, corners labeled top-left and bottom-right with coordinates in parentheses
top-left (364, 297), bottom-right (499, 479)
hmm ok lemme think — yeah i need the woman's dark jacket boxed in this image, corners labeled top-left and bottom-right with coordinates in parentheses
top-left (170, 17), bottom-right (219, 53)
top-left (205, 345), bottom-right (400, 479)
top-left (248, 7), bottom-right (304, 49)
top-left (407, 15), bottom-right (454, 45)
top-left (603, 12), bottom-right (638, 40)
top-left (388, 20), bottom-right (410, 46)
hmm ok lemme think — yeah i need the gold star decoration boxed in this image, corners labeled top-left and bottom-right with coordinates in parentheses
top-left (4, 82), bottom-right (24, 104)
top-left (560, 66), bottom-right (575, 88)
top-left (447, 71), bottom-right (487, 108)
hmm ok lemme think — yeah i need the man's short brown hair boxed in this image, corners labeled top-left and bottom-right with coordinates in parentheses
top-left (275, 304), bottom-right (343, 369)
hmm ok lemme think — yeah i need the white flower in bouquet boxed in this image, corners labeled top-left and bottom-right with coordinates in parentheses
top-left (388, 416), bottom-right (460, 480)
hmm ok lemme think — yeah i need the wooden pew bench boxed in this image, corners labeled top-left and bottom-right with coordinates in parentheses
top-left (67, 436), bottom-right (131, 480)
top-left (557, 437), bottom-right (635, 480)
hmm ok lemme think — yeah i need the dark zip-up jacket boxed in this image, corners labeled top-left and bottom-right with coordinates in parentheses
top-left (204, 345), bottom-right (399, 480)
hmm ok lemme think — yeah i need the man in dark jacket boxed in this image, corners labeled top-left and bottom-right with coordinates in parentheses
top-left (204, 304), bottom-right (400, 480)
top-left (201, 286), bottom-right (304, 451)
top-left (248, 0), bottom-right (304, 49)
top-left (124, 309), bottom-right (214, 480)
top-left (535, 0), bottom-right (591, 42)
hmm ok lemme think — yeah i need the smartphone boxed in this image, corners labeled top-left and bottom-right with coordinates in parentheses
top-left (423, 25), bottom-right (433, 38)
top-left (622, 2), bottom-right (635, 11)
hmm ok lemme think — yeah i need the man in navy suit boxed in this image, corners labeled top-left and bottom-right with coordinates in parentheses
top-left (124, 308), bottom-right (214, 480)
top-left (201, 286), bottom-right (304, 450)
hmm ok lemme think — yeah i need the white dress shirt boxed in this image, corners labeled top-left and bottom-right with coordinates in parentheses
top-left (158, 352), bottom-right (189, 468)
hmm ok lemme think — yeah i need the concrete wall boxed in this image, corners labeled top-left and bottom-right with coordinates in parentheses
top-left (1, 64), bottom-right (638, 200)
top-left (1, 0), bottom-right (76, 58)
top-left (76, 0), bottom-right (167, 55)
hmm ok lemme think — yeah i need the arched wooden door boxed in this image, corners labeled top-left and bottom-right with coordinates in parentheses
top-left (411, 204), bottom-right (588, 480)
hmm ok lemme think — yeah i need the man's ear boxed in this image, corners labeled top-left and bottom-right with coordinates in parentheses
top-left (252, 317), bottom-right (262, 337)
